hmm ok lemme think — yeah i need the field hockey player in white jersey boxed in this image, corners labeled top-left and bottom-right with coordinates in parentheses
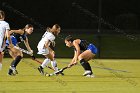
top-left (37, 24), bottom-right (63, 75)
top-left (0, 10), bottom-right (11, 70)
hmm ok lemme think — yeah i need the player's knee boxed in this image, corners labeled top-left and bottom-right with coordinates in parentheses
top-left (78, 55), bottom-right (84, 61)
top-left (16, 52), bottom-right (23, 58)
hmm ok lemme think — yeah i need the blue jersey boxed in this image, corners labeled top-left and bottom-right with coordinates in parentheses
top-left (6, 30), bottom-right (27, 46)
top-left (12, 31), bottom-right (26, 43)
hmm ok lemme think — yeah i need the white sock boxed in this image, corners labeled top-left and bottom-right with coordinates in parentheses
top-left (51, 60), bottom-right (58, 71)
top-left (0, 63), bottom-right (2, 70)
top-left (41, 58), bottom-right (50, 68)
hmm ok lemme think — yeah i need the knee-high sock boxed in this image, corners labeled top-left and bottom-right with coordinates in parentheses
top-left (41, 58), bottom-right (50, 68)
top-left (11, 56), bottom-right (22, 68)
top-left (80, 59), bottom-right (92, 73)
top-left (51, 60), bottom-right (58, 71)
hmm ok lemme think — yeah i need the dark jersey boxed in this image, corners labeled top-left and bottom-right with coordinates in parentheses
top-left (12, 31), bottom-right (27, 43)
top-left (79, 40), bottom-right (89, 51)
top-left (74, 40), bottom-right (89, 51)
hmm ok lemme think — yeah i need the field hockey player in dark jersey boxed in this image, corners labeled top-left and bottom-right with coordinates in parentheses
top-left (64, 35), bottom-right (97, 77)
top-left (6, 24), bottom-right (34, 75)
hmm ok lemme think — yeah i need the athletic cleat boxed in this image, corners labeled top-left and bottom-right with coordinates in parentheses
top-left (83, 70), bottom-right (92, 76)
top-left (8, 72), bottom-right (16, 76)
top-left (85, 74), bottom-right (95, 78)
top-left (8, 68), bottom-right (16, 76)
top-left (38, 66), bottom-right (44, 75)
top-left (10, 66), bottom-right (18, 74)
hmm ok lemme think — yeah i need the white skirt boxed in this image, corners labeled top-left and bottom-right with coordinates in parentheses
top-left (37, 48), bottom-right (49, 55)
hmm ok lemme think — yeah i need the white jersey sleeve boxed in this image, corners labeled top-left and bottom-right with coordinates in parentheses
top-left (37, 32), bottom-right (55, 49)
top-left (0, 21), bottom-right (10, 31)
top-left (0, 21), bottom-right (10, 51)
top-left (43, 32), bottom-right (55, 42)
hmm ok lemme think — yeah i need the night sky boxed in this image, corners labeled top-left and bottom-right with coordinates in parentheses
top-left (0, 0), bottom-right (140, 30)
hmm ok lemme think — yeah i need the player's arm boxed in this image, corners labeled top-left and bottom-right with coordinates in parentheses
top-left (3, 29), bottom-right (14, 49)
top-left (5, 29), bottom-right (12, 44)
top-left (69, 50), bottom-right (77, 65)
top-left (2, 30), bottom-right (10, 49)
top-left (24, 37), bottom-right (33, 53)
top-left (73, 40), bottom-right (80, 62)
top-left (9, 29), bottom-right (24, 35)
top-left (43, 33), bottom-right (55, 48)
top-left (3, 23), bottom-right (14, 49)
top-left (68, 40), bottom-right (80, 67)
top-left (44, 39), bottom-right (51, 48)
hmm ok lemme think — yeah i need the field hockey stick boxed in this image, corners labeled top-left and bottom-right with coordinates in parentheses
top-left (14, 47), bottom-right (55, 71)
top-left (58, 64), bottom-right (75, 73)
top-left (46, 64), bottom-right (74, 76)
top-left (14, 46), bottom-right (33, 56)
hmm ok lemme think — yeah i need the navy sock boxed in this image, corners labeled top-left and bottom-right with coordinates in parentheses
top-left (11, 56), bottom-right (22, 67)
top-left (86, 62), bottom-right (93, 74)
top-left (80, 59), bottom-right (93, 74)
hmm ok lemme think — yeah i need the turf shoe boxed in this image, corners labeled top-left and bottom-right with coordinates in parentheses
top-left (10, 66), bottom-right (18, 74)
top-left (38, 66), bottom-right (44, 75)
top-left (83, 70), bottom-right (92, 76)
top-left (85, 74), bottom-right (95, 78)
top-left (8, 68), bottom-right (16, 76)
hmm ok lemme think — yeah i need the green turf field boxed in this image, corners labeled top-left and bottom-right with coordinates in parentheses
top-left (0, 58), bottom-right (140, 93)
